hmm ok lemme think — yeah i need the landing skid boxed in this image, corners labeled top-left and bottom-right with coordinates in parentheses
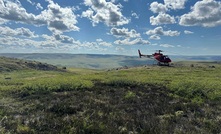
top-left (157, 62), bottom-right (170, 66)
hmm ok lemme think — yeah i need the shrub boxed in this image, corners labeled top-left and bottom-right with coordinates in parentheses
top-left (168, 81), bottom-right (208, 103)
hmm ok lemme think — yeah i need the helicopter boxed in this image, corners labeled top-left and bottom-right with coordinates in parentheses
top-left (138, 49), bottom-right (172, 66)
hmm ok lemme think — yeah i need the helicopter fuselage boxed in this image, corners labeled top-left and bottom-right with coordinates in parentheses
top-left (153, 53), bottom-right (171, 63)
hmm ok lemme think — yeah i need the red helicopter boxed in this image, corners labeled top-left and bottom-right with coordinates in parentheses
top-left (138, 49), bottom-right (172, 66)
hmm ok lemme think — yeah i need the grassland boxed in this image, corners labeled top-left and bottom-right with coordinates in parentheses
top-left (0, 57), bottom-right (221, 133)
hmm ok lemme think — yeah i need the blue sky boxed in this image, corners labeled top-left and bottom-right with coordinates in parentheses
top-left (0, 0), bottom-right (221, 55)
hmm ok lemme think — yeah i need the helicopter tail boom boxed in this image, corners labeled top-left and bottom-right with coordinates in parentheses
top-left (138, 50), bottom-right (152, 58)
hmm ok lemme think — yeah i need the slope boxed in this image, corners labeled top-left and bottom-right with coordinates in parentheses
top-left (0, 56), bottom-right (60, 72)
top-left (0, 61), bottom-right (220, 133)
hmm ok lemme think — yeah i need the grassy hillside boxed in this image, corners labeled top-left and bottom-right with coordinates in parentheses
top-left (0, 56), bottom-right (61, 72)
top-left (0, 58), bottom-right (221, 133)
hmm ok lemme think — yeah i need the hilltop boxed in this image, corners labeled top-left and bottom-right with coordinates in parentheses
top-left (0, 56), bottom-right (60, 72)
top-left (0, 58), bottom-right (220, 133)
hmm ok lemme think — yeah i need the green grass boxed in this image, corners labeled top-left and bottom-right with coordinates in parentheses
top-left (0, 61), bottom-right (221, 133)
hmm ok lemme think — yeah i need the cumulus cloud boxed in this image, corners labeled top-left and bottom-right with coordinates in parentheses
top-left (40, 0), bottom-right (79, 33)
top-left (184, 30), bottom-right (194, 34)
top-left (150, 2), bottom-right (167, 13)
top-left (0, 0), bottom-right (79, 33)
top-left (0, 26), bottom-right (37, 38)
top-left (149, 35), bottom-right (161, 40)
top-left (96, 38), bottom-right (112, 47)
top-left (110, 27), bottom-right (140, 38)
top-left (114, 38), bottom-right (150, 45)
top-left (82, 0), bottom-right (129, 26)
top-left (146, 26), bottom-right (180, 37)
top-left (164, 0), bottom-right (187, 10)
top-left (0, 32), bottom-right (112, 53)
top-left (0, 0), bottom-right (45, 25)
top-left (81, 41), bottom-right (108, 52)
top-left (26, 0), bottom-right (43, 10)
top-left (53, 34), bottom-right (79, 44)
top-left (0, 35), bottom-right (58, 50)
top-left (150, 0), bottom-right (187, 14)
top-left (150, 13), bottom-right (176, 25)
top-left (179, 0), bottom-right (221, 27)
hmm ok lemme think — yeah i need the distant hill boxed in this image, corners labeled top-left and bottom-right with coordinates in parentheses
top-left (0, 53), bottom-right (220, 69)
top-left (170, 55), bottom-right (221, 61)
top-left (0, 56), bottom-right (59, 72)
top-left (0, 53), bottom-right (151, 69)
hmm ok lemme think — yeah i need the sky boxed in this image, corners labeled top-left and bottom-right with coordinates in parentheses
top-left (0, 0), bottom-right (221, 55)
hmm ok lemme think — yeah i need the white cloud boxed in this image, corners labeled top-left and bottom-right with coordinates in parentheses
top-left (146, 26), bottom-right (180, 37)
top-left (26, 0), bottom-right (43, 10)
top-left (82, 0), bottom-right (129, 26)
top-left (115, 46), bottom-right (125, 51)
top-left (0, 36), bottom-right (58, 50)
top-left (150, 13), bottom-right (176, 25)
top-left (179, 0), bottom-right (221, 27)
top-left (150, 2), bottom-right (167, 13)
top-left (0, 0), bottom-right (45, 25)
top-left (0, 0), bottom-right (79, 34)
top-left (96, 38), bottom-right (112, 47)
top-left (96, 38), bottom-right (103, 42)
top-left (0, 31), bottom-right (114, 53)
top-left (160, 44), bottom-right (175, 48)
top-left (164, 0), bottom-right (187, 10)
top-left (82, 9), bottom-right (94, 18)
top-left (114, 38), bottom-right (150, 45)
top-left (0, 26), bottom-right (37, 38)
top-left (98, 41), bottom-right (112, 47)
top-left (53, 34), bottom-right (80, 44)
top-left (184, 30), bottom-right (194, 34)
top-left (149, 0), bottom-right (187, 14)
top-left (131, 11), bottom-right (139, 19)
top-left (0, 18), bottom-right (8, 24)
top-left (81, 41), bottom-right (108, 52)
top-left (26, 0), bottom-right (34, 5)
top-left (110, 27), bottom-right (140, 38)
top-left (36, 3), bottom-right (43, 10)
top-left (40, 0), bottom-right (79, 33)
top-left (149, 35), bottom-right (161, 40)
